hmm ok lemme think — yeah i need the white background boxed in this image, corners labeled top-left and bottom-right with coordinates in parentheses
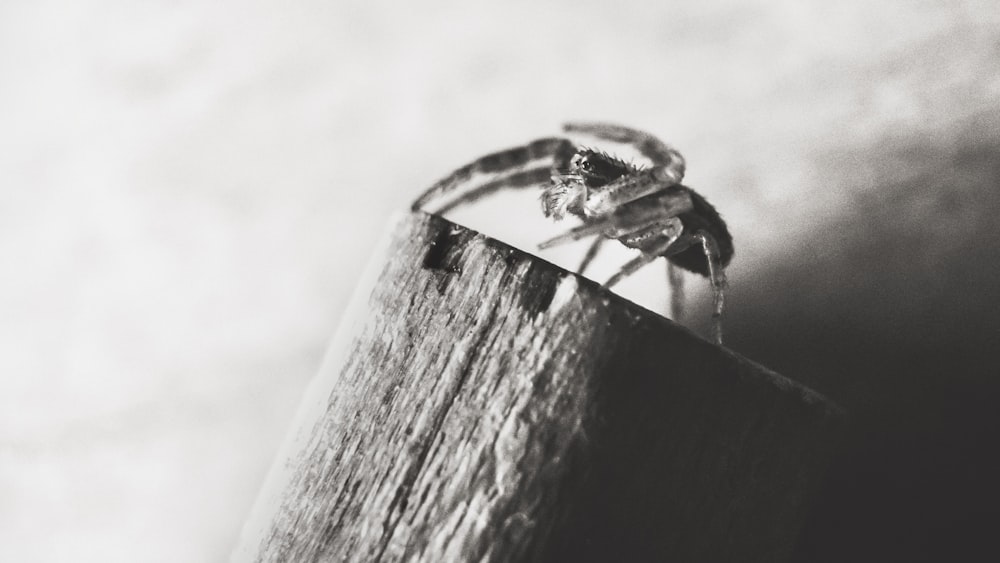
top-left (2, 1), bottom-right (999, 561)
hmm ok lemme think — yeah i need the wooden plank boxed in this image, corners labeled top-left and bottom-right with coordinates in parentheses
top-left (232, 211), bottom-right (844, 562)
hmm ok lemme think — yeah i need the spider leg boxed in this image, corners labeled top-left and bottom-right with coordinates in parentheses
top-left (434, 166), bottom-right (551, 215)
top-left (601, 221), bottom-right (727, 344)
top-left (412, 137), bottom-right (574, 212)
top-left (537, 220), bottom-right (615, 250)
top-left (563, 121), bottom-right (685, 180)
top-left (540, 188), bottom-right (694, 251)
top-left (576, 236), bottom-right (605, 276)
top-left (602, 218), bottom-right (686, 288)
top-left (537, 210), bottom-right (668, 250)
top-left (690, 231), bottom-right (728, 345)
top-left (583, 171), bottom-right (693, 217)
top-left (668, 261), bottom-right (685, 322)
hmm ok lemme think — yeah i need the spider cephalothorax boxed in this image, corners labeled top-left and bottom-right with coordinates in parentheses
top-left (412, 122), bottom-right (733, 344)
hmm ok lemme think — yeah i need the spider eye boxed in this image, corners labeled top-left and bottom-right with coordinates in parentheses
top-left (577, 157), bottom-right (595, 172)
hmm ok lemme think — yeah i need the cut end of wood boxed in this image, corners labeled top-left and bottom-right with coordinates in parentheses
top-left (234, 211), bottom-right (845, 563)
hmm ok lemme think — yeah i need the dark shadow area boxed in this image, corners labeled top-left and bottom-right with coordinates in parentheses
top-left (725, 111), bottom-right (1000, 561)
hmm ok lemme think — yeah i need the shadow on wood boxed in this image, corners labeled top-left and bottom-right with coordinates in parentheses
top-left (233, 212), bottom-right (844, 563)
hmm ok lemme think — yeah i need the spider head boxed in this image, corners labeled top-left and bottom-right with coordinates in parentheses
top-left (541, 149), bottom-right (631, 220)
top-left (570, 149), bottom-right (630, 187)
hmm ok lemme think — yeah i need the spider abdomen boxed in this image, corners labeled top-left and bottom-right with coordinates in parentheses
top-left (669, 188), bottom-right (734, 276)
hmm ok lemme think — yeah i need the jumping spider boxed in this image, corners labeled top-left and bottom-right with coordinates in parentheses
top-left (412, 122), bottom-right (733, 344)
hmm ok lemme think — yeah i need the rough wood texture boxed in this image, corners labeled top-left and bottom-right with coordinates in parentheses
top-left (233, 212), bottom-right (844, 563)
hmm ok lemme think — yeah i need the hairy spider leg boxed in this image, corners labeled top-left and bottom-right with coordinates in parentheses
top-left (539, 189), bottom-right (695, 249)
top-left (434, 167), bottom-right (551, 215)
top-left (563, 122), bottom-right (686, 181)
top-left (583, 167), bottom-right (683, 217)
top-left (576, 236), bottom-right (605, 275)
top-left (536, 210), bottom-right (666, 249)
top-left (537, 220), bottom-right (614, 250)
top-left (412, 137), bottom-right (574, 212)
top-left (602, 226), bottom-right (729, 343)
top-left (690, 231), bottom-right (728, 345)
top-left (668, 261), bottom-right (685, 322)
top-left (602, 218), bottom-right (686, 288)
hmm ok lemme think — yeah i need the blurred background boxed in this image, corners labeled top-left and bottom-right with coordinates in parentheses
top-left (2, 0), bottom-right (998, 561)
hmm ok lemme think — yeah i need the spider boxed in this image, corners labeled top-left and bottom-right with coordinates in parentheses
top-left (412, 122), bottom-right (733, 344)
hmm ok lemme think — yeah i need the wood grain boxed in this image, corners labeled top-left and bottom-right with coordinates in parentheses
top-left (233, 211), bottom-right (844, 563)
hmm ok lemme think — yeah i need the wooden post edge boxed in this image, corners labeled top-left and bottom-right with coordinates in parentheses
top-left (232, 211), bottom-right (844, 562)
